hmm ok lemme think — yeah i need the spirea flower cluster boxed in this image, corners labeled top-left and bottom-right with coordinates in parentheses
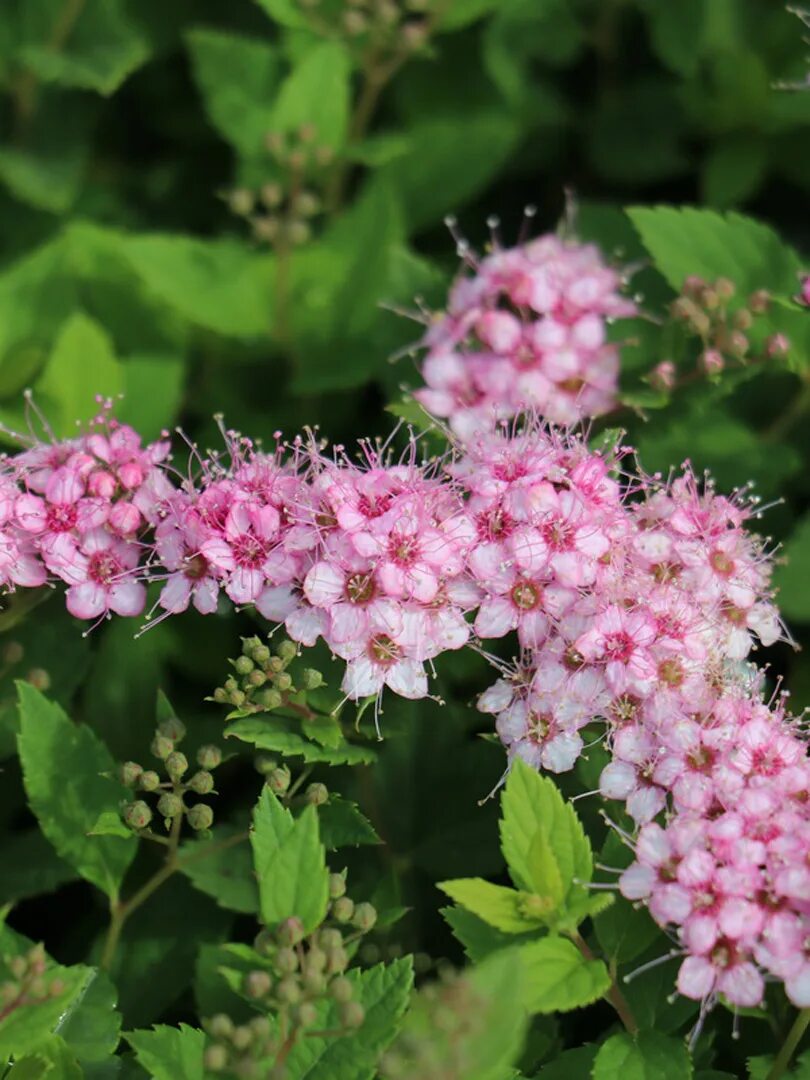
top-left (413, 229), bottom-right (637, 436)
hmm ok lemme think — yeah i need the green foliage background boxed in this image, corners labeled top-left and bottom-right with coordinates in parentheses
top-left (0, 0), bottom-right (808, 1075)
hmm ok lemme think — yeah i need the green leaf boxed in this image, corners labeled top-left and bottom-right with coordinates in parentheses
top-left (627, 206), bottom-right (802, 298)
top-left (33, 312), bottom-right (124, 438)
top-left (0, 829), bottom-right (78, 904)
top-left (126, 1024), bottom-right (205, 1080)
top-left (251, 0), bottom-right (312, 29)
top-left (441, 905), bottom-right (542, 963)
top-left (19, 0), bottom-right (152, 95)
top-left (437, 0), bottom-right (503, 30)
top-left (438, 878), bottom-right (550, 933)
top-left (271, 41), bottom-right (351, 149)
top-left (88, 812), bottom-right (132, 840)
top-left (120, 235), bottom-right (273, 339)
top-left (8, 1035), bottom-right (82, 1079)
top-left (592, 1031), bottom-right (693, 1079)
top-left (53, 970), bottom-right (121, 1063)
top-left (774, 513), bottom-right (810, 623)
top-left (250, 788), bottom-right (329, 932)
top-left (537, 1046), bottom-right (599, 1077)
top-left (186, 30), bottom-right (281, 156)
top-left (318, 795), bottom-right (381, 849)
top-left (225, 715), bottom-right (376, 765)
top-left (118, 354), bottom-right (185, 441)
top-left (701, 135), bottom-right (768, 208)
top-left (500, 760), bottom-right (592, 914)
top-left (17, 683), bottom-right (136, 901)
top-left (518, 936), bottom-right (611, 1014)
top-left (301, 711), bottom-right (343, 748)
top-left (178, 827), bottom-right (258, 914)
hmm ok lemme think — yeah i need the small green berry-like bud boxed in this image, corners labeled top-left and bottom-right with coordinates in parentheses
top-left (749, 289), bottom-right (770, 313)
top-left (158, 716), bottom-right (186, 743)
top-left (212, 687), bottom-right (228, 704)
top-left (277, 916), bottom-right (306, 946)
top-left (275, 947), bottom-right (299, 974)
top-left (255, 754), bottom-right (278, 776)
top-left (231, 1025), bottom-right (253, 1052)
top-left (300, 668), bottom-right (323, 690)
top-left (728, 330), bottom-right (749, 357)
top-left (253, 643), bottom-right (271, 666)
top-left (165, 751), bottom-right (188, 781)
top-left (188, 770), bottom-right (215, 795)
top-left (255, 688), bottom-right (283, 710)
top-left (329, 873), bottom-right (347, 899)
top-left (305, 782), bottom-right (328, 806)
top-left (340, 1001), bottom-right (365, 1028)
top-left (228, 689), bottom-right (246, 708)
top-left (276, 639), bottom-right (297, 663)
top-left (352, 902), bottom-right (377, 932)
top-left (139, 770), bottom-right (160, 792)
top-left (207, 1014), bottom-right (234, 1039)
top-left (733, 307), bottom-right (753, 330)
top-left (260, 182), bottom-right (283, 209)
top-left (330, 975), bottom-right (353, 1003)
top-left (302, 969), bottom-right (326, 995)
top-left (303, 946), bottom-right (327, 974)
top-left (197, 744), bottom-right (222, 770)
top-left (331, 896), bottom-right (355, 923)
top-left (120, 761), bottom-right (143, 786)
top-left (157, 792), bottom-right (184, 819)
top-left (243, 970), bottom-right (273, 999)
top-left (124, 801), bottom-right (153, 830)
top-left (273, 672), bottom-right (293, 693)
top-left (318, 928), bottom-right (342, 950)
top-left (234, 655), bottom-right (254, 676)
top-left (204, 1044), bottom-right (228, 1072)
top-left (228, 188), bottom-right (254, 217)
top-left (326, 947), bottom-right (349, 975)
top-left (187, 803), bottom-right (214, 831)
top-left (27, 668), bottom-right (51, 691)
top-left (277, 976), bottom-right (302, 1004)
top-left (296, 1001), bottom-right (318, 1028)
top-left (9, 955), bottom-right (27, 979)
top-left (150, 733), bottom-right (174, 761)
top-left (267, 766), bottom-right (291, 795)
top-left (247, 668), bottom-right (267, 688)
top-left (715, 277), bottom-right (736, 301)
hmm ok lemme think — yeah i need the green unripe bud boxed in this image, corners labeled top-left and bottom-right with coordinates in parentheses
top-left (234, 655), bottom-right (254, 676)
top-left (120, 761), bottom-right (143, 786)
top-left (733, 307), bottom-right (753, 330)
top-left (208, 1014), bottom-right (234, 1039)
top-left (224, 676), bottom-right (239, 693)
top-left (326, 947), bottom-right (349, 974)
top-left (277, 916), bottom-right (306, 946)
top-left (267, 766), bottom-right (291, 795)
top-left (715, 277), bottom-right (736, 301)
top-left (150, 733), bottom-right (174, 761)
top-left (158, 716), bottom-right (186, 743)
top-left (728, 330), bottom-right (749, 357)
top-left (204, 1044), bottom-right (228, 1072)
top-left (303, 946), bottom-right (327, 974)
top-left (277, 976), bottom-right (302, 1004)
top-left (9, 955), bottom-right (27, 980)
top-left (328, 873), bottom-right (346, 899)
top-left (300, 668), bottom-right (323, 690)
top-left (187, 803), bottom-right (214, 831)
top-left (331, 896), bottom-right (355, 923)
top-left (188, 770), bottom-right (215, 795)
top-left (276, 639), bottom-right (297, 663)
top-left (318, 928), bottom-right (343, 950)
top-left (254, 928), bottom-right (274, 956)
top-left (124, 801), bottom-right (152, 830)
top-left (352, 902), bottom-right (377, 932)
top-left (268, 656), bottom-right (285, 673)
top-left (228, 689), bottom-right (246, 708)
top-left (749, 289), bottom-right (770, 313)
top-left (157, 792), bottom-right (184, 819)
top-left (247, 668), bottom-right (267, 688)
top-left (27, 668), bottom-right (50, 691)
top-left (305, 782), bottom-right (328, 806)
top-left (340, 1001), bottom-right (365, 1028)
top-left (255, 754), bottom-right (278, 776)
top-left (253, 644), bottom-right (271, 666)
top-left (231, 1025), bottom-right (253, 1051)
top-left (255, 688), bottom-right (283, 710)
top-left (165, 751), bottom-right (188, 782)
top-left (302, 969), bottom-right (326, 995)
top-left (296, 1001), bottom-right (318, 1028)
top-left (197, 744), bottom-right (222, 770)
top-left (212, 687), bottom-right (228, 704)
top-left (228, 188), bottom-right (254, 217)
top-left (244, 970), bottom-right (273, 999)
top-left (330, 975), bottom-right (353, 1003)
top-left (2, 641), bottom-right (23, 665)
top-left (273, 672), bottom-right (293, 693)
top-left (138, 770), bottom-right (160, 792)
top-left (250, 1015), bottom-right (272, 1040)
top-left (275, 947), bottom-right (299, 974)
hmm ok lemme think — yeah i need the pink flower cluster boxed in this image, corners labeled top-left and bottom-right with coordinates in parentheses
top-left (414, 232), bottom-right (636, 437)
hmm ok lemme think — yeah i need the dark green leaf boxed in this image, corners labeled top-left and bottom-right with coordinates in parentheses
top-left (318, 794), bottom-right (381, 849)
top-left (178, 827), bottom-right (258, 914)
top-left (126, 1024), bottom-right (204, 1080)
top-left (592, 1031), bottom-right (693, 1079)
top-left (225, 715), bottom-right (376, 765)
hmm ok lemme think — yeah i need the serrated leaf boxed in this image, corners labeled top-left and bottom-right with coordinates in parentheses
top-left (87, 812), bottom-right (132, 840)
top-left (225, 715), bottom-right (376, 765)
top-left (438, 878), bottom-right (550, 933)
top-left (250, 788), bottom-right (329, 932)
top-left (186, 29), bottom-right (281, 156)
top-left (592, 1031), bottom-right (693, 1079)
top-left (527, 828), bottom-right (565, 910)
top-left (518, 935), bottom-right (610, 1014)
top-left (17, 683), bottom-right (136, 901)
top-left (0, 949), bottom-right (96, 1060)
top-left (271, 41), bottom-right (351, 149)
top-left (126, 1024), bottom-right (204, 1080)
top-left (441, 905), bottom-right (541, 963)
top-left (9, 1035), bottom-right (82, 1078)
top-left (301, 712), bottom-right (343, 748)
top-left (54, 969), bottom-right (121, 1063)
top-left (178, 827), bottom-right (258, 914)
top-left (318, 795), bottom-right (381, 849)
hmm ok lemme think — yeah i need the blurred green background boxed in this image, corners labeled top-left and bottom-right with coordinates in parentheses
top-left (0, 0), bottom-right (808, 1046)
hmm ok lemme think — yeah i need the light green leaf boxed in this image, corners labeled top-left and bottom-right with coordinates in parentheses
top-left (33, 312), bottom-right (124, 438)
top-left (271, 41), bottom-right (351, 149)
top-left (178, 827), bottom-right (258, 914)
top-left (118, 354), bottom-right (185, 441)
top-left (519, 935), bottom-right (610, 1014)
top-left (8, 1035), bottom-right (82, 1079)
top-left (88, 812), bottom-right (132, 840)
top-left (301, 712), bottom-right (343, 748)
top-left (17, 683), bottom-right (136, 901)
top-left (250, 788), bottom-right (329, 932)
top-left (441, 905), bottom-right (541, 963)
top-left (126, 1024), bottom-right (204, 1080)
top-left (120, 235), bottom-right (273, 339)
top-left (54, 969), bottom-right (121, 1063)
top-left (225, 715), bottom-right (376, 765)
top-left (438, 878), bottom-right (550, 933)
top-left (186, 29), bottom-right (281, 156)
top-left (251, 0), bottom-right (312, 29)
top-left (318, 795), bottom-right (381, 849)
top-left (592, 1031), bottom-right (693, 1079)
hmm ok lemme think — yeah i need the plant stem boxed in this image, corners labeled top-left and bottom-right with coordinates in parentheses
top-left (766, 1009), bottom-right (810, 1080)
top-left (572, 932), bottom-right (638, 1035)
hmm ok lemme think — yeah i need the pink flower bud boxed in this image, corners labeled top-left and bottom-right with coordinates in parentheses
top-left (766, 333), bottom-right (790, 357)
top-left (700, 349), bottom-right (725, 376)
top-left (650, 360), bottom-right (676, 391)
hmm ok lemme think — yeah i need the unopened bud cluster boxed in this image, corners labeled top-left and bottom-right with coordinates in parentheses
top-left (0, 944), bottom-right (66, 1020)
top-left (297, 0), bottom-right (432, 55)
top-left (211, 634), bottom-right (323, 715)
top-left (202, 1013), bottom-right (277, 1079)
top-left (120, 711), bottom-right (221, 834)
top-left (227, 126), bottom-right (330, 250)
top-left (670, 276), bottom-right (788, 377)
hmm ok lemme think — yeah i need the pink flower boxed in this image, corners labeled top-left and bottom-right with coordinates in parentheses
top-left (49, 529), bottom-right (145, 620)
top-left (576, 605), bottom-right (658, 695)
top-left (200, 501), bottom-right (281, 604)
